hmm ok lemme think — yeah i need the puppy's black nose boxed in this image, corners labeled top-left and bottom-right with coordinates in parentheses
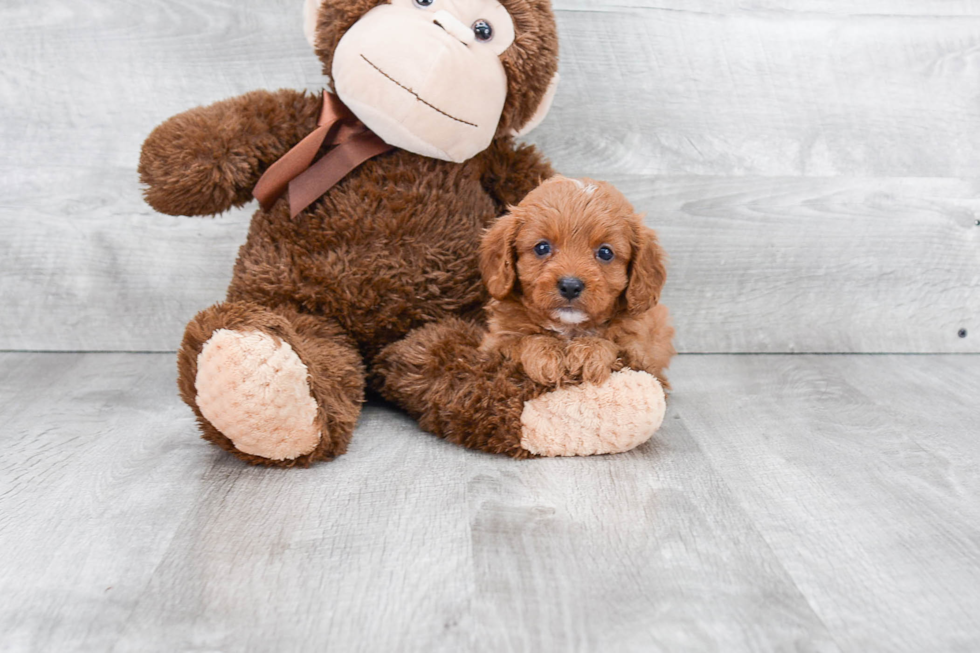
top-left (558, 277), bottom-right (585, 300)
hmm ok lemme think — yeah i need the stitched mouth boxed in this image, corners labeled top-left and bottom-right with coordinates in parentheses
top-left (359, 54), bottom-right (478, 128)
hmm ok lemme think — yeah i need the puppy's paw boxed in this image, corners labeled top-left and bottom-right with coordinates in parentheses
top-left (520, 336), bottom-right (567, 386)
top-left (565, 338), bottom-right (620, 385)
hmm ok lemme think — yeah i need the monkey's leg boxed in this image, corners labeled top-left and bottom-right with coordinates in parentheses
top-left (178, 302), bottom-right (364, 467)
top-left (373, 318), bottom-right (666, 458)
top-left (140, 89), bottom-right (321, 217)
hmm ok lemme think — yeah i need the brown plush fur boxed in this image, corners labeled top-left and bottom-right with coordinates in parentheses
top-left (479, 177), bottom-right (676, 389)
top-left (373, 318), bottom-right (546, 458)
top-left (141, 0), bottom-right (559, 464)
top-left (140, 90), bottom-right (322, 217)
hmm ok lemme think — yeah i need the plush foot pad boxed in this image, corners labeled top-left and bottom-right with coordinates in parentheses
top-left (195, 329), bottom-right (320, 461)
top-left (520, 369), bottom-right (666, 457)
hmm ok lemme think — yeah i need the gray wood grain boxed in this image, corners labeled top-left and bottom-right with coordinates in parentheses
top-left (2, 352), bottom-right (979, 651)
top-left (561, 0), bottom-right (980, 14)
top-left (463, 427), bottom-right (838, 652)
top-left (642, 176), bottom-right (980, 354)
top-left (1, 0), bottom-right (979, 353)
top-left (673, 354), bottom-right (980, 653)
top-left (531, 4), bottom-right (980, 178)
top-left (2, 174), bottom-right (976, 353)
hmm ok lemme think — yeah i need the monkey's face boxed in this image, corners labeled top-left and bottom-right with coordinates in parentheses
top-left (332, 0), bottom-right (517, 163)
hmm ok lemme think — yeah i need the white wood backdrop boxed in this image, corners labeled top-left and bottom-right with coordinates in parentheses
top-left (1, 0), bottom-right (978, 352)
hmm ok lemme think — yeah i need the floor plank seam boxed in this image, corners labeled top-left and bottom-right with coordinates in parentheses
top-left (672, 412), bottom-right (848, 652)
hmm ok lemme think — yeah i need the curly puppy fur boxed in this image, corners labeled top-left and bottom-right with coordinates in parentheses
top-left (479, 176), bottom-right (676, 389)
top-left (140, 0), bottom-right (559, 464)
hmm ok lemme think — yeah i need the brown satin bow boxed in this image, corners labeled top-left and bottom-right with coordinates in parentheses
top-left (253, 92), bottom-right (394, 217)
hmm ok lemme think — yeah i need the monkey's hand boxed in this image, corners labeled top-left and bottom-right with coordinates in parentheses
top-left (139, 89), bottom-right (321, 216)
top-left (564, 337), bottom-right (622, 385)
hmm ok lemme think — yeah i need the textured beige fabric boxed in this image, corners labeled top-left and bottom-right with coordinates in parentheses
top-left (196, 329), bottom-right (321, 460)
top-left (520, 370), bottom-right (666, 457)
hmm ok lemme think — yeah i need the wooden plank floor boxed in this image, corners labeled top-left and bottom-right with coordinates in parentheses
top-left (1, 353), bottom-right (977, 652)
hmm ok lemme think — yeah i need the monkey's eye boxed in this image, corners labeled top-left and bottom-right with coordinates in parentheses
top-left (596, 246), bottom-right (615, 262)
top-left (534, 241), bottom-right (552, 257)
top-left (414, 0), bottom-right (434, 7)
top-left (472, 19), bottom-right (493, 41)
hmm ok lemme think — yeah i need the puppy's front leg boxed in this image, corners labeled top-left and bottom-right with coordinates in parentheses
top-left (565, 338), bottom-right (622, 385)
top-left (518, 335), bottom-right (567, 386)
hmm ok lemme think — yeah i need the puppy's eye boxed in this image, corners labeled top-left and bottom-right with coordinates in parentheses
top-left (534, 241), bottom-right (552, 257)
top-left (414, 0), bottom-right (434, 7)
top-left (596, 245), bottom-right (615, 262)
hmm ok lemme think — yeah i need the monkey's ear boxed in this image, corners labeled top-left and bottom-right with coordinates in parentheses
top-left (512, 73), bottom-right (560, 138)
top-left (480, 213), bottom-right (522, 300)
top-left (626, 224), bottom-right (667, 316)
top-left (304, 0), bottom-right (324, 48)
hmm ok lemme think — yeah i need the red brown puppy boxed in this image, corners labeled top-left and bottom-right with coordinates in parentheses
top-left (480, 176), bottom-right (676, 389)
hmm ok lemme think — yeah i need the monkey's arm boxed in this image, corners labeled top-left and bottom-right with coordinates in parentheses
top-left (480, 136), bottom-right (555, 213)
top-left (139, 89), bottom-right (322, 216)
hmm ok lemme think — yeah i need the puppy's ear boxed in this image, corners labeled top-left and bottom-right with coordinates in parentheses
top-left (480, 213), bottom-right (521, 299)
top-left (626, 223), bottom-right (667, 316)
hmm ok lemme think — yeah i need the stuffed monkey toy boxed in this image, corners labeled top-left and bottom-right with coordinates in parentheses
top-left (138, 0), bottom-right (667, 466)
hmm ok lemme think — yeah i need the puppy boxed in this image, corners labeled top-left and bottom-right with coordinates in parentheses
top-left (479, 176), bottom-right (675, 389)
